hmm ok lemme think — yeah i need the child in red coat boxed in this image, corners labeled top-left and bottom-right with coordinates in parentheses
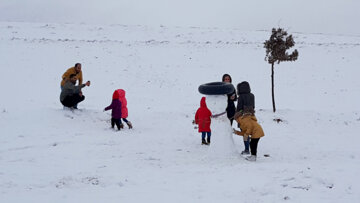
top-left (194, 97), bottom-right (212, 145)
top-left (104, 89), bottom-right (133, 130)
top-left (114, 89), bottom-right (133, 129)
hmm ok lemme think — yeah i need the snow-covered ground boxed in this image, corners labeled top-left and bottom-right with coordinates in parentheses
top-left (0, 22), bottom-right (360, 202)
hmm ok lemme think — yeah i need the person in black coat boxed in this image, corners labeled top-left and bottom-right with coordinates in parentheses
top-left (236, 81), bottom-right (255, 112)
top-left (222, 74), bottom-right (237, 125)
top-left (236, 81), bottom-right (255, 155)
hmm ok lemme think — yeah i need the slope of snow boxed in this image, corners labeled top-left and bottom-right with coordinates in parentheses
top-left (0, 22), bottom-right (360, 202)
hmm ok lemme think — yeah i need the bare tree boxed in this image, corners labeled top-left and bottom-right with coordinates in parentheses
top-left (264, 28), bottom-right (299, 112)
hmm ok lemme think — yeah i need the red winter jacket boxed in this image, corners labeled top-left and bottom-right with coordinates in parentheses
top-left (114, 89), bottom-right (128, 118)
top-left (195, 97), bottom-right (212, 132)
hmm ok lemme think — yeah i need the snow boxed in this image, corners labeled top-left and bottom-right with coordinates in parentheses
top-left (1, 0), bottom-right (360, 35)
top-left (0, 21), bottom-right (360, 202)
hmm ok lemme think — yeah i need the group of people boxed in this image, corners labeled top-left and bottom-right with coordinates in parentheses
top-left (60, 63), bottom-right (90, 109)
top-left (194, 74), bottom-right (264, 162)
top-left (59, 65), bottom-right (263, 160)
top-left (59, 63), bottom-right (132, 130)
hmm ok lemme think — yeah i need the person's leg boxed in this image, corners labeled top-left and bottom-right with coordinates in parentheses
top-left (119, 119), bottom-right (124, 129)
top-left (114, 119), bottom-right (121, 130)
top-left (240, 136), bottom-right (250, 155)
top-left (201, 132), bottom-right (206, 144)
top-left (206, 132), bottom-right (211, 144)
top-left (250, 138), bottom-right (260, 156)
top-left (246, 138), bottom-right (259, 161)
top-left (123, 118), bottom-right (132, 129)
top-left (62, 94), bottom-right (84, 108)
top-left (244, 136), bottom-right (250, 151)
top-left (73, 94), bottom-right (84, 108)
top-left (111, 118), bottom-right (115, 128)
top-left (61, 86), bottom-right (64, 108)
top-left (61, 96), bottom-right (74, 108)
top-left (73, 95), bottom-right (79, 109)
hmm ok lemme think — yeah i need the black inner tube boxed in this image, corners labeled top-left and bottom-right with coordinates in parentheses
top-left (198, 82), bottom-right (234, 95)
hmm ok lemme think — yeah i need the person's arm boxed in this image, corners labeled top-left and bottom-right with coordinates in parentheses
top-left (62, 68), bottom-right (72, 81)
top-left (72, 84), bottom-right (86, 94)
top-left (233, 129), bottom-right (245, 136)
top-left (252, 94), bottom-right (255, 109)
top-left (104, 100), bottom-right (115, 111)
top-left (236, 96), bottom-right (243, 112)
top-left (233, 90), bottom-right (238, 101)
top-left (230, 89), bottom-right (236, 101)
top-left (104, 105), bottom-right (112, 111)
top-left (195, 110), bottom-right (199, 124)
top-left (104, 105), bottom-right (111, 111)
top-left (78, 71), bottom-right (83, 85)
top-left (78, 81), bottom-right (90, 91)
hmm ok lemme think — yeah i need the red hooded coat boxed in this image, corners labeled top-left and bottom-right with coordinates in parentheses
top-left (115, 89), bottom-right (128, 118)
top-left (195, 97), bottom-right (212, 132)
top-left (112, 90), bottom-right (120, 100)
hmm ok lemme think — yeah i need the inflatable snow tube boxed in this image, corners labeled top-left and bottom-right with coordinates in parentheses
top-left (198, 82), bottom-right (235, 95)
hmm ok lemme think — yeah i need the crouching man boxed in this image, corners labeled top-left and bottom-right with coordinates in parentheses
top-left (60, 74), bottom-right (90, 109)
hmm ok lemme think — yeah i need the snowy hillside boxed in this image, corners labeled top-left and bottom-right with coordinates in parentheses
top-left (0, 22), bottom-right (360, 202)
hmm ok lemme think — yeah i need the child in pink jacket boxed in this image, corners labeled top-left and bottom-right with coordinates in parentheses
top-left (114, 89), bottom-right (133, 129)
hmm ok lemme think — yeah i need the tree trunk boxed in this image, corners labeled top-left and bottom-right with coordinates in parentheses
top-left (271, 62), bottom-right (276, 112)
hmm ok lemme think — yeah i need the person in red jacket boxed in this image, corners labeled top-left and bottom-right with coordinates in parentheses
top-left (194, 97), bottom-right (212, 145)
top-left (114, 89), bottom-right (133, 129)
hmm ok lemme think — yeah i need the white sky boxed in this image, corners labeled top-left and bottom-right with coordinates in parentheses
top-left (1, 0), bottom-right (359, 35)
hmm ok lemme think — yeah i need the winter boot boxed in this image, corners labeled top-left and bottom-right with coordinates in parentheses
top-left (126, 121), bottom-right (133, 129)
top-left (206, 137), bottom-right (211, 145)
top-left (202, 139), bottom-right (208, 145)
top-left (120, 123), bottom-right (124, 129)
top-left (245, 155), bottom-right (256, 162)
top-left (241, 150), bottom-right (250, 155)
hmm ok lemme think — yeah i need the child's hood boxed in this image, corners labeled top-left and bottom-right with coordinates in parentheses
top-left (200, 97), bottom-right (207, 108)
top-left (237, 81), bottom-right (251, 94)
top-left (112, 90), bottom-right (120, 99)
top-left (115, 89), bottom-right (126, 98)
